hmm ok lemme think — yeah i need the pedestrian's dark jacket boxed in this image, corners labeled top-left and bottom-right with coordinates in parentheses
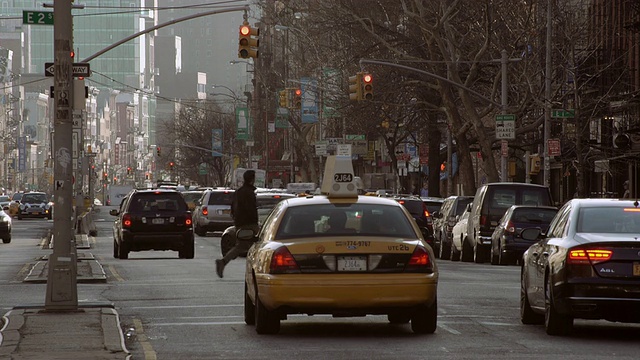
top-left (232, 184), bottom-right (258, 227)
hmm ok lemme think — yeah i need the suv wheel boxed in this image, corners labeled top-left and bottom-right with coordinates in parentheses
top-left (473, 244), bottom-right (486, 263)
top-left (439, 233), bottom-right (450, 260)
top-left (118, 242), bottom-right (129, 259)
top-left (194, 223), bottom-right (207, 237)
top-left (450, 238), bottom-right (461, 261)
top-left (179, 237), bottom-right (195, 259)
top-left (461, 236), bottom-right (474, 262)
top-left (113, 239), bottom-right (119, 258)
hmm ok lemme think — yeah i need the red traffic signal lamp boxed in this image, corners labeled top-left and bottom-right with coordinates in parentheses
top-left (103, 172), bottom-right (108, 180)
top-left (156, 146), bottom-right (161, 156)
top-left (127, 166), bottom-right (132, 175)
top-left (238, 23), bottom-right (259, 59)
top-left (362, 73), bottom-right (373, 100)
top-left (293, 88), bottom-right (302, 109)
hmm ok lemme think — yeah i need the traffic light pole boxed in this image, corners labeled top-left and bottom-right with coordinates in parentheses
top-left (45, 0), bottom-right (77, 311)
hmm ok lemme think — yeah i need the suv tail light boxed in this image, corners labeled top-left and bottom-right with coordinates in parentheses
top-left (185, 213), bottom-right (192, 226)
top-left (480, 215), bottom-right (487, 226)
top-left (201, 206), bottom-right (209, 216)
top-left (505, 220), bottom-right (516, 234)
top-left (269, 246), bottom-right (300, 274)
top-left (123, 213), bottom-right (132, 228)
top-left (404, 245), bottom-right (433, 273)
top-left (568, 248), bottom-right (612, 265)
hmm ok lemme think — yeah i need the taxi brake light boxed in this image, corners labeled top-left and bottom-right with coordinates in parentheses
top-left (269, 246), bottom-right (300, 274)
top-left (273, 195), bottom-right (281, 199)
top-left (123, 214), bottom-right (132, 228)
top-left (568, 248), bottom-right (612, 265)
top-left (202, 206), bottom-right (209, 216)
top-left (398, 200), bottom-right (405, 205)
top-left (405, 245), bottom-right (433, 273)
top-left (623, 208), bottom-right (640, 212)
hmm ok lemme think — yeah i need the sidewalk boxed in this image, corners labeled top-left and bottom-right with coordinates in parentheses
top-left (0, 212), bottom-right (129, 359)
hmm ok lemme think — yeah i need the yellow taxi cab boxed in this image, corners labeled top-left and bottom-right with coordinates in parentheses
top-left (244, 155), bottom-right (438, 334)
top-left (181, 190), bottom-right (205, 212)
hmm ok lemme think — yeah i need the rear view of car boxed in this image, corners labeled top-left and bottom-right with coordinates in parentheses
top-left (490, 205), bottom-right (557, 265)
top-left (396, 196), bottom-right (435, 246)
top-left (110, 189), bottom-right (194, 259)
top-left (193, 189), bottom-right (235, 236)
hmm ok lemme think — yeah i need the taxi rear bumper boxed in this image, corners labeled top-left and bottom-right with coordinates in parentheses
top-left (255, 273), bottom-right (437, 312)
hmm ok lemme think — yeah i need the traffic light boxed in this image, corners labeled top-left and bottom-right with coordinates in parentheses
top-left (278, 89), bottom-right (289, 108)
top-left (103, 172), bottom-right (108, 181)
top-left (292, 88), bottom-right (302, 109)
top-left (362, 73), bottom-right (373, 100)
top-left (348, 72), bottom-right (363, 101)
top-left (127, 167), bottom-right (132, 175)
top-left (156, 146), bottom-right (161, 156)
top-left (238, 23), bottom-right (259, 59)
top-left (169, 161), bottom-right (175, 170)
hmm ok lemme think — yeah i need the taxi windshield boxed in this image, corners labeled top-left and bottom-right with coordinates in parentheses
top-left (275, 203), bottom-right (417, 240)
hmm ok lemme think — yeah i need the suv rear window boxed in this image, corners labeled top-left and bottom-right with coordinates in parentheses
top-left (454, 198), bottom-right (473, 215)
top-left (207, 191), bottom-right (235, 205)
top-left (128, 192), bottom-right (187, 212)
top-left (484, 187), bottom-right (551, 213)
top-left (398, 199), bottom-right (424, 215)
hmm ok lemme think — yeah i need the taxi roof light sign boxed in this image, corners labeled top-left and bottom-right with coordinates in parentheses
top-left (321, 155), bottom-right (358, 198)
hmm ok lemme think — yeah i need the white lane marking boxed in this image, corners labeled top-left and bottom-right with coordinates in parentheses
top-left (438, 323), bottom-right (461, 335)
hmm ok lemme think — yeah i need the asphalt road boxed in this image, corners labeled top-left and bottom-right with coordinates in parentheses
top-left (2, 206), bottom-right (639, 359)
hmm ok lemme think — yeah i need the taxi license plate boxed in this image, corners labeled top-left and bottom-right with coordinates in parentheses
top-left (633, 262), bottom-right (640, 276)
top-left (337, 256), bottom-right (366, 272)
top-left (152, 218), bottom-right (164, 225)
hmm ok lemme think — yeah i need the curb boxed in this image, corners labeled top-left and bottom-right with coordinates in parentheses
top-left (23, 252), bottom-right (107, 283)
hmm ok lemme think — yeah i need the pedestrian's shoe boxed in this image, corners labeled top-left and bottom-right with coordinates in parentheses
top-left (215, 259), bottom-right (224, 278)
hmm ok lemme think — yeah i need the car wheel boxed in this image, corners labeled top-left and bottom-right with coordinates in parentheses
top-left (545, 274), bottom-right (573, 335)
top-left (387, 313), bottom-right (411, 324)
top-left (221, 233), bottom-right (235, 257)
top-left (179, 237), bottom-right (195, 259)
top-left (439, 234), bottom-right (451, 260)
top-left (2, 237), bottom-right (10, 244)
top-left (450, 238), bottom-right (461, 261)
top-left (520, 271), bottom-right (544, 325)
top-left (194, 223), bottom-right (207, 237)
top-left (244, 282), bottom-right (256, 325)
top-left (118, 242), bottom-right (129, 260)
top-left (411, 299), bottom-right (437, 334)
top-left (490, 240), bottom-right (499, 265)
top-left (461, 236), bottom-right (474, 262)
top-left (255, 292), bottom-right (280, 334)
top-left (473, 243), bottom-right (485, 264)
top-left (113, 239), bottom-right (119, 258)
top-left (498, 244), bottom-right (509, 265)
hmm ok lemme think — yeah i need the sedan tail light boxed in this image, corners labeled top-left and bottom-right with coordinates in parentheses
top-left (269, 246), bottom-right (300, 274)
top-left (568, 248), bottom-right (612, 265)
top-left (201, 206), bottom-right (209, 216)
top-left (404, 245), bottom-right (433, 273)
top-left (123, 213), bottom-right (132, 228)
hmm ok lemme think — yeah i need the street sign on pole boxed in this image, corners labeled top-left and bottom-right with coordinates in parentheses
top-left (495, 114), bottom-right (516, 139)
top-left (44, 62), bottom-right (91, 77)
top-left (23, 10), bottom-right (54, 25)
top-left (548, 138), bottom-right (561, 156)
top-left (551, 109), bottom-right (575, 118)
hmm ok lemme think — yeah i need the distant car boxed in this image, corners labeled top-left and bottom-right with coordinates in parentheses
top-left (0, 209), bottom-right (12, 243)
top-left (244, 156), bottom-right (438, 335)
top-left (432, 196), bottom-right (474, 259)
top-left (520, 198), bottom-right (640, 336)
top-left (220, 192), bottom-right (296, 256)
top-left (109, 188), bottom-right (194, 259)
top-left (450, 208), bottom-right (471, 261)
top-left (0, 195), bottom-right (10, 211)
top-left (395, 195), bottom-right (436, 247)
top-left (193, 189), bottom-right (235, 236)
top-left (94, 198), bottom-right (103, 206)
top-left (490, 205), bottom-right (557, 265)
top-left (8, 192), bottom-right (24, 216)
top-left (181, 190), bottom-right (205, 212)
top-left (17, 192), bottom-right (53, 220)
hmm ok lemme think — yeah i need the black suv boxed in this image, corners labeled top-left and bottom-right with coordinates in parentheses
top-left (432, 195), bottom-right (474, 259)
top-left (395, 196), bottom-right (435, 246)
top-left (110, 189), bottom-right (194, 259)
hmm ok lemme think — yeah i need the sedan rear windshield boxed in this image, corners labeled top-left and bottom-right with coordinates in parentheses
top-left (207, 191), bottom-right (235, 205)
top-left (275, 203), bottom-right (417, 239)
top-left (512, 208), bottom-right (557, 223)
top-left (577, 207), bottom-right (640, 233)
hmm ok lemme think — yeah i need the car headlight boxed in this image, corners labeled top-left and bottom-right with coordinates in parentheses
top-left (19, 204), bottom-right (25, 210)
top-left (0, 216), bottom-right (9, 223)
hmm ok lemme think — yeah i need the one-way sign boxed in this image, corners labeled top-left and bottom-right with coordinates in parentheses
top-left (44, 62), bottom-right (91, 77)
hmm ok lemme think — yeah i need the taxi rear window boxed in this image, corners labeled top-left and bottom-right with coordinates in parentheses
top-left (275, 204), bottom-right (417, 239)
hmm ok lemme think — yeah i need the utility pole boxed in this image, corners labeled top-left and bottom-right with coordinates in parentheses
top-left (501, 49), bottom-right (508, 182)
top-left (45, 0), bottom-right (77, 310)
top-left (543, 0), bottom-right (552, 187)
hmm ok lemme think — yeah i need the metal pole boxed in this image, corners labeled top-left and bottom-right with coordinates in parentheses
top-left (543, 0), bottom-right (552, 187)
top-left (501, 49), bottom-right (508, 182)
top-left (46, 0), bottom-right (77, 310)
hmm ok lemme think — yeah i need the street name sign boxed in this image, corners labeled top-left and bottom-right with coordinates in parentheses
top-left (551, 109), bottom-right (575, 118)
top-left (495, 114), bottom-right (516, 139)
top-left (44, 62), bottom-right (91, 77)
top-left (23, 11), bottom-right (54, 25)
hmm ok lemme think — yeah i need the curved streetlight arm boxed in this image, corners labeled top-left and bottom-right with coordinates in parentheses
top-left (81, 6), bottom-right (249, 63)
top-left (358, 59), bottom-right (502, 107)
